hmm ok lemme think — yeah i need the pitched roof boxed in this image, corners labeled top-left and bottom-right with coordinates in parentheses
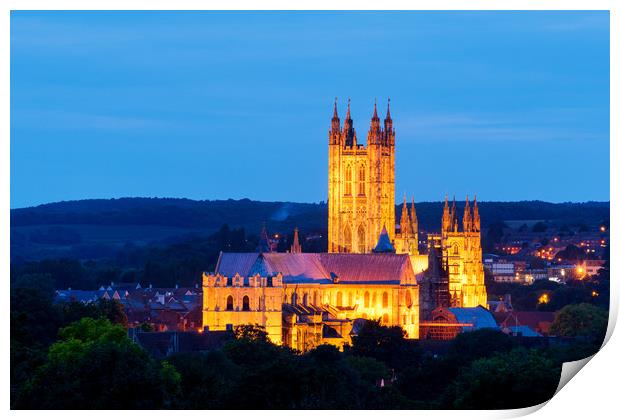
top-left (448, 306), bottom-right (499, 331)
top-left (213, 252), bottom-right (415, 285)
top-left (373, 226), bottom-right (395, 253)
top-left (494, 311), bottom-right (556, 334)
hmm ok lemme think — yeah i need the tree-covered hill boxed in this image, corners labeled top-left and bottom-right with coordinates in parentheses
top-left (10, 197), bottom-right (609, 261)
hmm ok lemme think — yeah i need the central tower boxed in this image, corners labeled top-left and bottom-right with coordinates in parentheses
top-left (328, 99), bottom-right (395, 253)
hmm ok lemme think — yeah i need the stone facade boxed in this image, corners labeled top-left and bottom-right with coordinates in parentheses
top-left (202, 252), bottom-right (420, 351)
top-left (327, 99), bottom-right (395, 253)
top-left (327, 99), bottom-right (486, 310)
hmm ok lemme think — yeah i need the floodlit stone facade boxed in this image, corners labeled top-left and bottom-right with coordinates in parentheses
top-left (202, 99), bottom-right (487, 350)
top-left (202, 252), bottom-right (420, 351)
top-left (327, 99), bottom-right (486, 309)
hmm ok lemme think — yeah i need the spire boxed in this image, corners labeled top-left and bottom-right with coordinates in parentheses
top-left (343, 98), bottom-right (355, 147)
top-left (290, 227), bottom-right (302, 253)
top-left (400, 195), bottom-right (410, 238)
top-left (368, 98), bottom-right (381, 144)
top-left (384, 97), bottom-right (393, 137)
top-left (345, 98), bottom-right (351, 121)
top-left (463, 195), bottom-right (472, 232)
top-left (330, 97), bottom-right (341, 137)
top-left (473, 195), bottom-right (481, 232)
top-left (451, 195), bottom-right (458, 232)
top-left (442, 195), bottom-right (451, 235)
top-left (410, 195), bottom-right (418, 234)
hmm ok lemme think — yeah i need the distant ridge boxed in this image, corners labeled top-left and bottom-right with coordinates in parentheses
top-left (11, 197), bottom-right (609, 232)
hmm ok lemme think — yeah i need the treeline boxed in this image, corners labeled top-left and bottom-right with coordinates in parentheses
top-left (12, 197), bottom-right (609, 232)
top-left (11, 225), bottom-right (258, 290)
top-left (11, 299), bottom-right (606, 409)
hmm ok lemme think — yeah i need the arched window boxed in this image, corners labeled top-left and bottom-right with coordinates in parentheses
top-left (291, 292), bottom-right (298, 305)
top-left (453, 244), bottom-right (459, 255)
top-left (372, 292), bottom-right (377, 307)
top-left (226, 295), bottom-right (234, 311)
top-left (242, 295), bottom-right (250, 311)
top-left (303, 293), bottom-right (308, 306)
top-left (313, 291), bottom-right (319, 306)
top-left (382, 292), bottom-right (389, 308)
top-left (357, 225), bottom-right (366, 253)
top-left (364, 291), bottom-right (370, 308)
top-left (343, 225), bottom-right (352, 253)
top-left (345, 165), bottom-right (352, 195)
top-left (382, 314), bottom-right (389, 325)
top-left (358, 165), bottom-right (366, 196)
top-left (405, 290), bottom-right (412, 308)
top-left (336, 291), bottom-right (343, 307)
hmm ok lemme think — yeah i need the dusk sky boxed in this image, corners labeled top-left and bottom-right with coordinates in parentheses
top-left (10, 11), bottom-right (609, 208)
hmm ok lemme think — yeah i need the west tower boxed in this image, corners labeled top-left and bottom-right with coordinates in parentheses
top-left (328, 99), bottom-right (395, 253)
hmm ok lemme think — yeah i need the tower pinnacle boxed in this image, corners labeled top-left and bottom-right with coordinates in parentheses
top-left (400, 195), bottom-right (410, 238)
top-left (291, 227), bottom-right (302, 253)
top-left (463, 195), bottom-right (472, 232)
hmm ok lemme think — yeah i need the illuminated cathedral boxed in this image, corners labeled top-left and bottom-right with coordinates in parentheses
top-left (202, 99), bottom-right (487, 351)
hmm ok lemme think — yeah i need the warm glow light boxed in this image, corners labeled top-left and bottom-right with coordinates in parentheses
top-left (538, 293), bottom-right (549, 304)
top-left (578, 267), bottom-right (584, 274)
top-left (592, 290), bottom-right (599, 297)
top-left (560, 269), bottom-right (566, 276)
top-left (600, 226), bottom-right (606, 232)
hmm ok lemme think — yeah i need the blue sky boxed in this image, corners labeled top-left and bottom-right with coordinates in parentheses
top-left (10, 11), bottom-right (610, 208)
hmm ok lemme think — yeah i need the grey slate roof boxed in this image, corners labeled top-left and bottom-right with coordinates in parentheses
top-left (448, 306), bottom-right (499, 331)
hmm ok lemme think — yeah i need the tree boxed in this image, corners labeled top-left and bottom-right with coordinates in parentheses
top-left (15, 318), bottom-right (180, 409)
top-left (445, 329), bottom-right (516, 365)
top-left (233, 324), bottom-right (269, 342)
top-left (349, 320), bottom-right (421, 371)
top-left (445, 348), bottom-right (560, 409)
top-left (550, 303), bottom-right (608, 346)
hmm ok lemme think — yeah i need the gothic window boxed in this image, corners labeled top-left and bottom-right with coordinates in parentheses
top-left (291, 292), bottom-right (298, 305)
top-left (405, 290), bottom-right (412, 308)
top-left (453, 244), bottom-right (459, 255)
top-left (313, 291), bottom-right (319, 305)
top-left (226, 295), bottom-right (234, 311)
top-left (382, 292), bottom-right (389, 308)
top-left (336, 291), bottom-right (343, 307)
top-left (372, 292), bottom-right (377, 307)
top-left (242, 295), bottom-right (250, 311)
top-left (227, 277), bottom-right (232, 286)
top-left (357, 225), bottom-right (366, 253)
top-left (343, 225), bottom-right (352, 253)
top-left (364, 291), bottom-right (370, 308)
top-left (303, 293), bottom-right (308, 306)
top-left (358, 165), bottom-right (366, 196)
top-left (345, 165), bottom-right (352, 195)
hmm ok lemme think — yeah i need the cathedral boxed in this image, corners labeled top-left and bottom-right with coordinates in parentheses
top-left (202, 99), bottom-right (487, 351)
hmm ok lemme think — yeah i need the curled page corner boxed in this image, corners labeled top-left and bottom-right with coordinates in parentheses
top-left (555, 355), bottom-right (595, 396)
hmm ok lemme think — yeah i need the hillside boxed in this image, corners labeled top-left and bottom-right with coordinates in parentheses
top-left (10, 197), bottom-right (609, 261)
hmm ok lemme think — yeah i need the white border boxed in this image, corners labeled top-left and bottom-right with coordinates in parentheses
top-left (3, 2), bottom-right (617, 419)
